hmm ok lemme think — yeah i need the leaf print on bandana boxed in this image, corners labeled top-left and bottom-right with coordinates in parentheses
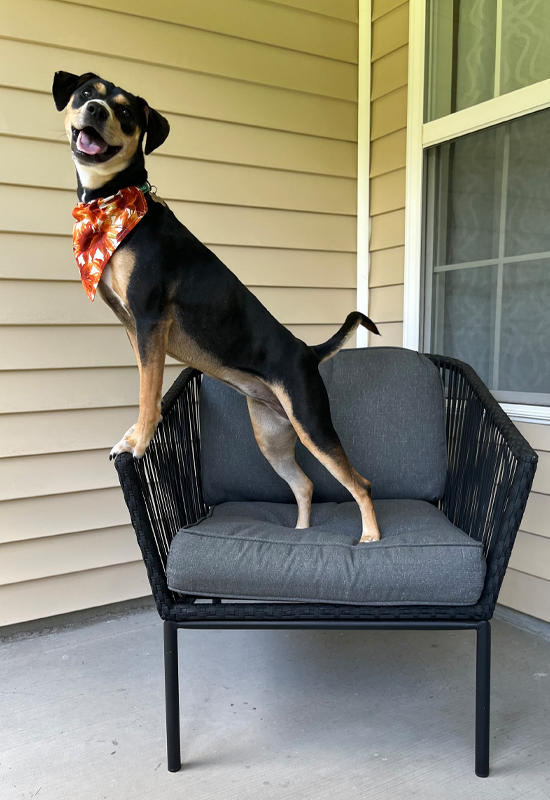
top-left (72, 186), bottom-right (148, 301)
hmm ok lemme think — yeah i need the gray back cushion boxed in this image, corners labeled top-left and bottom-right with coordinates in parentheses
top-left (199, 347), bottom-right (447, 505)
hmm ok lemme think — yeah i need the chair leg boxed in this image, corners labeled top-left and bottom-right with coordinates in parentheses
top-left (475, 621), bottom-right (491, 778)
top-left (164, 621), bottom-right (181, 772)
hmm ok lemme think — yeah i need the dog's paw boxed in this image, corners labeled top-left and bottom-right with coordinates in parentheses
top-left (109, 425), bottom-right (140, 460)
top-left (359, 530), bottom-right (381, 543)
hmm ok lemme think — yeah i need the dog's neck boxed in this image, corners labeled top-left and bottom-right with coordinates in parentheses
top-left (75, 153), bottom-right (149, 204)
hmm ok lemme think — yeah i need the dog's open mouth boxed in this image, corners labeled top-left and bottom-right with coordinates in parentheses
top-left (72, 126), bottom-right (121, 162)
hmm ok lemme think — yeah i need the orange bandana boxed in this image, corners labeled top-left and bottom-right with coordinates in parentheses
top-left (72, 185), bottom-right (148, 301)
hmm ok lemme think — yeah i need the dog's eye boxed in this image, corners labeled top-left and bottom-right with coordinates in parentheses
top-left (120, 108), bottom-right (132, 119)
top-left (82, 89), bottom-right (92, 98)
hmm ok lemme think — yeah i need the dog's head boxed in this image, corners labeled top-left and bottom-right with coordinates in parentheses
top-left (52, 71), bottom-right (169, 182)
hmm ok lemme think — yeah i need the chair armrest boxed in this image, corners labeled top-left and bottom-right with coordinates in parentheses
top-left (114, 368), bottom-right (208, 618)
top-left (427, 354), bottom-right (538, 608)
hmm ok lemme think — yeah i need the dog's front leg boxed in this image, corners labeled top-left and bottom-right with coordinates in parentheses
top-left (110, 319), bottom-right (170, 459)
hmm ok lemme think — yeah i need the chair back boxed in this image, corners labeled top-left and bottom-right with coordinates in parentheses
top-left (199, 347), bottom-right (447, 505)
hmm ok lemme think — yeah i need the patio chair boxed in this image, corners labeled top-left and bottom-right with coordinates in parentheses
top-left (114, 347), bottom-right (537, 778)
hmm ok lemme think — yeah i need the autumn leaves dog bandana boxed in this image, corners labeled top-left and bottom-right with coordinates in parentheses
top-left (72, 184), bottom-right (149, 301)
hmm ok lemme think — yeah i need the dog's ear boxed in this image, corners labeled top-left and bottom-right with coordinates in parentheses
top-left (52, 71), bottom-right (98, 111)
top-left (141, 101), bottom-right (170, 155)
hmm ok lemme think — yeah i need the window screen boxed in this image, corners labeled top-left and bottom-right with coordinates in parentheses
top-left (426, 0), bottom-right (550, 122)
top-left (424, 107), bottom-right (550, 405)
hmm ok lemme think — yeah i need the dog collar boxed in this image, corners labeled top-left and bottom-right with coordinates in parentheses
top-left (72, 184), bottom-right (149, 301)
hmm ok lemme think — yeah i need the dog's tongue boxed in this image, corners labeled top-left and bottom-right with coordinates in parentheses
top-left (77, 129), bottom-right (108, 155)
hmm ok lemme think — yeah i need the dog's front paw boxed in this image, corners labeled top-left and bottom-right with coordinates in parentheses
top-left (109, 425), bottom-right (141, 460)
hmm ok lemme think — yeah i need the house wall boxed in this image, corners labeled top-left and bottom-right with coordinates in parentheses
top-left (368, 0), bottom-right (407, 347)
top-left (500, 423), bottom-right (550, 623)
top-left (366, 0), bottom-right (550, 623)
top-left (0, 0), bottom-right (359, 626)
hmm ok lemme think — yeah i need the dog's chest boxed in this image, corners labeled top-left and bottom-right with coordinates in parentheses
top-left (100, 262), bottom-right (123, 304)
top-left (97, 250), bottom-right (136, 327)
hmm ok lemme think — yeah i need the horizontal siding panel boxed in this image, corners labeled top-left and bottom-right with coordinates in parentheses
top-left (0, 186), bottom-right (357, 251)
top-left (252, 287), bottom-right (356, 324)
top-left (0, 406), bottom-right (138, 458)
top-left (286, 323), bottom-right (356, 347)
top-left (152, 156), bottom-right (357, 216)
top-left (372, 0), bottom-right (408, 22)
top-left (0, 327), bottom-right (136, 370)
top-left (0, 525), bottom-right (141, 586)
top-left (369, 209), bottom-right (406, 250)
top-left (0, 449), bottom-right (118, 502)
top-left (371, 3), bottom-right (409, 61)
top-left (521, 492), bottom-right (550, 539)
top-left (65, 0), bottom-right (358, 62)
top-left (371, 87), bottom-right (408, 140)
top-left (3, 0), bottom-right (357, 101)
top-left (371, 45), bottom-right (408, 100)
top-left (215, 247), bottom-right (357, 288)
top-left (369, 321), bottom-right (403, 347)
top-left (499, 568), bottom-right (550, 624)
top-left (0, 488), bottom-right (130, 543)
top-left (516, 421), bottom-right (550, 453)
top-left (265, 0), bottom-right (358, 23)
top-left (369, 246), bottom-right (404, 287)
top-left (0, 87), bottom-right (357, 178)
top-left (0, 366), bottom-right (182, 413)
top-left (509, 531), bottom-right (550, 581)
top-left (532, 451), bottom-right (550, 495)
top-left (0, 282), bottom-right (355, 326)
top-left (0, 281), bottom-right (118, 326)
top-left (0, 136), bottom-right (357, 216)
top-left (369, 284), bottom-right (404, 323)
top-left (0, 39), bottom-right (357, 141)
top-left (0, 232), bottom-right (74, 281)
top-left (370, 168), bottom-right (406, 216)
top-left (370, 128), bottom-right (407, 177)
top-left (0, 234), bottom-right (357, 288)
top-left (0, 562), bottom-right (150, 626)
top-left (159, 116), bottom-right (358, 177)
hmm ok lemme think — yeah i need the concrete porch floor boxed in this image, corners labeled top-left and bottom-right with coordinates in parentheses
top-left (1, 602), bottom-right (549, 800)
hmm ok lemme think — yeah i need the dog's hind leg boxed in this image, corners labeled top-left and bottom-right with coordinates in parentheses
top-left (247, 397), bottom-right (313, 529)
top-left (271, 372), bottom-right (380, 543)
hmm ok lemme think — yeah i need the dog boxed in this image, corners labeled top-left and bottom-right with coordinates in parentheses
top-left (52, 71), bottom-right (382, 543)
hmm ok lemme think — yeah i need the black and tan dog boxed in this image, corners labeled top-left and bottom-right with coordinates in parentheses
top-left (53, 71), bottom-right (382, 542)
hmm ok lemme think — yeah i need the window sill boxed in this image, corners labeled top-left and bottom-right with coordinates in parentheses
top-left (500, 403), bottom-right (550, 426)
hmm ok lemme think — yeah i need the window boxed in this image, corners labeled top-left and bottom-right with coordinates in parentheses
top-left (423, 108), bottom-right (550, 404)
top-left (426, 0), bottom-right (550, 121)
top-left (406, 0), bottom-right (550, 416)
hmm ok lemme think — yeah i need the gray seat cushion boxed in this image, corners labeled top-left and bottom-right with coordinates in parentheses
top-left (166, 499), bottom-right (486, 606)
top-left (200, 347), bottom-right (447, 506)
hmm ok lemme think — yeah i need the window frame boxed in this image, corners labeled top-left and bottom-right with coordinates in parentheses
top-left (404, 0), bottom-right (550, 424)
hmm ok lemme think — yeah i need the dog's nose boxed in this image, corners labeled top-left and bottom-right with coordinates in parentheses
top-left (87, 102), bottom-right (108, 122)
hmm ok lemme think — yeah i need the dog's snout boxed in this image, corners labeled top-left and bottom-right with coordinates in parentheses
top-left (87, 101), bottom-right (108, 122)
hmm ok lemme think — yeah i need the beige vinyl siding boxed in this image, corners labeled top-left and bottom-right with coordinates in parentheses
top-left (498, 423), bottom-right (550, 623)
top-left (368, 1), bottom-right (407, 348)
top-left (0, 0), bottom-right (359, 626)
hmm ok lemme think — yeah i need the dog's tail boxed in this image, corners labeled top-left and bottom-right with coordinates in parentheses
top-left (310, 312), bottom-right (380, 363)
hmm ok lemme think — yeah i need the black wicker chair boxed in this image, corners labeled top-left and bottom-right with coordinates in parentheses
top-left (114, 353), bottom-right (537, 778)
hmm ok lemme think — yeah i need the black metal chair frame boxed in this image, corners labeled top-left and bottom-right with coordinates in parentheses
top-left (115, 355), bottom-right (538, 778)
